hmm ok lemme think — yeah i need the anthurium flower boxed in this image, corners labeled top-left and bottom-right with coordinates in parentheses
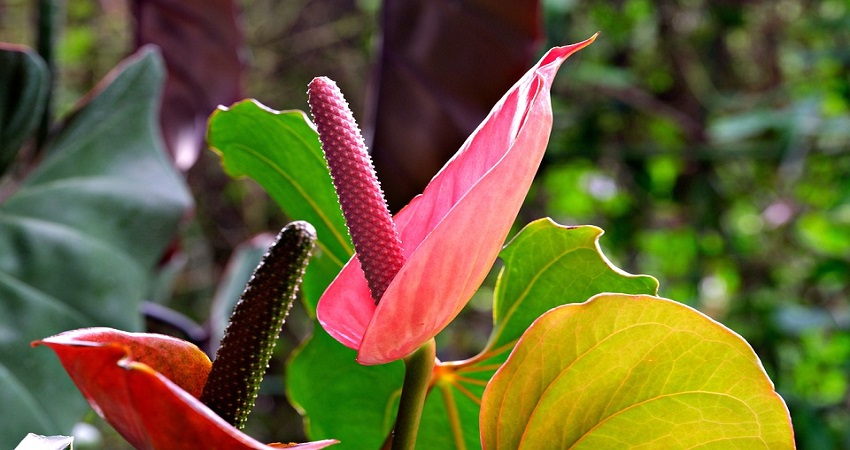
top-left (34, 328), bottom-right (336, 450)
top-left (315, 36), bottom-right (596, 365)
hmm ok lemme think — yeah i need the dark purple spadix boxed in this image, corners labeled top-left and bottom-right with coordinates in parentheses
top-left (308, 76), bottom-right (405, 304)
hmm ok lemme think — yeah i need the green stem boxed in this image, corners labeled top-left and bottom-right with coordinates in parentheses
top-left (391, 338), bottom-right (437, 450)
top-left (35, 0), bottom-right (59, 151)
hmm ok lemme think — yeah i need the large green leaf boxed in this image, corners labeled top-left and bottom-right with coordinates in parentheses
top-left (207, 100), bottom-right (352, 312)
top-left (415, 219), bottom-right (659, 449)
top-left (480, 294), bottom-right (795, 449)
top-left (0, 44), bottom-right (49, 174)
top-left (0, 47), bottom-right (191, 448)
top-left (286, 326), bottom-right (404, 450)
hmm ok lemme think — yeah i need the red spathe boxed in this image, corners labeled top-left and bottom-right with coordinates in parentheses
top-left (35, 328), bottom-right (336, 450)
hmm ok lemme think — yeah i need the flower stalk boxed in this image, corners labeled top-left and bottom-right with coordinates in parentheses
top-left (391, 338), bottom-right (437, 450)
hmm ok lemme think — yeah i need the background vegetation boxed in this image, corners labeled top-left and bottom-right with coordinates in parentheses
top-left (1, 0), bottom-right (848, 448)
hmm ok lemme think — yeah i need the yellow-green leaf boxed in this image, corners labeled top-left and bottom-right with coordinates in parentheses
top-left (417, 219), bottom-right (658, 449)
top-left (481, 294), bottom-right (795, 449)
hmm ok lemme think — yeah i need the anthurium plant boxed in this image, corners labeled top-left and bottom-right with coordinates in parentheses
top-left (33, 36), bottom-right (795, 449)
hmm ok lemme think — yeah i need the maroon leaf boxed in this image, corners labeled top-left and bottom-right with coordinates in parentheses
top-left (132, 0), bottom-right (244, 170)
top-left (365, 0), bottom-right (544, 210)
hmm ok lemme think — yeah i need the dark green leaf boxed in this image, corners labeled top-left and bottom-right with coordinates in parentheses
top-left (0, 47), bottom-right (192, 447)
top-left (286, 326), bottom-right (403, 450)
top-left (0, 44), bottom-right (49, 174)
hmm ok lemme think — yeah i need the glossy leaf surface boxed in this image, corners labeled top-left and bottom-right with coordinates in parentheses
top-left (368, 0), bottom-right (543, 210)
top-left (287, 327), bottom-right (403, 450)
top-left (288, 219), bottom-right (656, 449)
top-left (488, 218), bottom-right (659, 359)
top-left (0, 44), bottom-right (48, 174)
top-left (481, 294), bottom-right (795, 449)
top-left (319, 37), bottom-right (598, 365)
top-left (207, 100), bottom-right (352, 312)
top-left (132, 0), bottom-right (243, 170)
top-left (35, 329), bottom-right (335, 450)
top-left (0, 47), bottom-right (191, 447)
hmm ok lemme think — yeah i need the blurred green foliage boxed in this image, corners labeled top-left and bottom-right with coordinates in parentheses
top-left (537, 2), bottom-right (850, 447)
top-left (2, 0), bottom-right (848, 448)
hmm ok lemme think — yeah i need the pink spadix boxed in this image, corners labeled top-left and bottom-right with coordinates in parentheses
top-left (308, 77), bottom-right (405, 304)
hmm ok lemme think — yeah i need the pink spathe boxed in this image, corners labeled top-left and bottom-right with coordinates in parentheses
top-left (317, 36), bottom-right (597, 365)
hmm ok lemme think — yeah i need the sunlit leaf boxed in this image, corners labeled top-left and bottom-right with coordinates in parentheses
top-left (416, 219), bottom-right (658, 449)
top-left (481, 294), bottom-right (795, 449)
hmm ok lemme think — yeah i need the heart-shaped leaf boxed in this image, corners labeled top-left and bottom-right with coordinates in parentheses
top-left (0, 47), bottom-right (191, 447)
top-left (490, 218), bottom-right (659, 362)
top-left (207, 100), bottom-right (352, 313)
top-left (0, 44), bottom-right (49, 174)
top-left (480, 294), bottom-right (795, 449)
